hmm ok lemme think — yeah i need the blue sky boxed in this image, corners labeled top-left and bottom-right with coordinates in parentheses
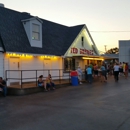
top-left (2, 0), bottom-right (130, 52)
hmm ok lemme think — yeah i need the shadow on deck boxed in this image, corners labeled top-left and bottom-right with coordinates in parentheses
top-left (7, 79), bottom-right (72, 96)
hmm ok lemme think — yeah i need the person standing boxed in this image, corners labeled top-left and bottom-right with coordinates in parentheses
top-left (113, 63), bottom-right (120, 82)
top-left (100, 64), bottom-right (107, 82)
top-left (86, 65), bottom-right (92, 83)
top-left (128, 63), bottom-right (130, 73)
top-left (85, 65), bottom-right (88, 81)
top-left (0, 77), bottom-right (7, 97)
top-left (124, 63), bottom-right (128, 79)
top-left (119, 62), bottom-right (123, 76)
top-left (93, 64), bottom-right (98, 78)
top-left (76, 66), bottom-right (83, 84)
top-left (123, 62), bottom-right (126, 76)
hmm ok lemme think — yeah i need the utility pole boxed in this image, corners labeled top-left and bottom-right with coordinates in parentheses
top-left (104, 45), bottom-right (107, 52)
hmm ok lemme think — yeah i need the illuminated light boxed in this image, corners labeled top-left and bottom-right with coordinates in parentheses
top-left (6, 53), bottom-right (33, 58)
top-left (40, 56), bottom-right (43, 58)
top-left (22, 54), bottom-right (24, 57)
top-left (82, 57), bottom-right (104, 61)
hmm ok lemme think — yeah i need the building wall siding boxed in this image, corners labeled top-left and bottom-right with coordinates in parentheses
top-left (119, 40), bottom-right (130, 63)
top-left (0, 53), bottom-right (4, 78)
top-left (4, 55), bottom-right (62, 83)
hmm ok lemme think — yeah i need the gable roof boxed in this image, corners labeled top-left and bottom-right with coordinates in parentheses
top-left (0, 7), bottom-right (85, 56)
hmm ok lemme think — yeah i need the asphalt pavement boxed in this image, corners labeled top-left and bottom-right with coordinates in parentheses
top-left (0, 75), bottom-right (130, 130)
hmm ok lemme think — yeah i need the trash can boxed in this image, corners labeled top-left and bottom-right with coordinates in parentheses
top-left (70, 71), bottom-right (78, 86)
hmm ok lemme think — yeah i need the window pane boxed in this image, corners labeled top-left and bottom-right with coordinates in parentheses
top-left (64, 58), bottom-right (75, 71)
top-left (32, 32), bottom-right (39, 40)
top-left (32, 24), bottom-right (40, 32)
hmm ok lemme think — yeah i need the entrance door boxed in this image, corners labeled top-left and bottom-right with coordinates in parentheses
top-left (9, 57), bottom-right (20, 83)
top-left (43, 60), bottom-right (51, 77)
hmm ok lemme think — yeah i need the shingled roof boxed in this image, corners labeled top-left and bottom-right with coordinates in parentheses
top-left (0, 6), bottom-right (84, 56)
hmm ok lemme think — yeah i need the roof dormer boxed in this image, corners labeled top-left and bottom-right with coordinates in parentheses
top-left (22, 17), bottom-right (43, 48)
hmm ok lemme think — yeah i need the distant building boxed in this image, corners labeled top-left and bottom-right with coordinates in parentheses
top-left (119, 40), bottom-right (130, 63)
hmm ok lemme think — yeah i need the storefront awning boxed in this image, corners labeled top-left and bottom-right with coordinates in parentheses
top-left (66, 54), bottom-right (118, 60)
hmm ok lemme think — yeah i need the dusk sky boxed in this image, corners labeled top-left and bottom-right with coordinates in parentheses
top-left (2, 0), bottom-right (130, 52)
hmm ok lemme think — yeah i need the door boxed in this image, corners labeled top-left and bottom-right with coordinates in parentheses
top-left (43, 59), bottom-right (51, 77)
top-left (9, 57), bottom-right (20, 83)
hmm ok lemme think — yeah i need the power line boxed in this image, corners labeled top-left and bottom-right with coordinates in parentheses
top-left (90, 31), bottom-right (130, 33)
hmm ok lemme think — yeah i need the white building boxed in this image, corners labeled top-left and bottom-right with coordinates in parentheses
top-left (119, 40), bottom-right (130, 63)
top-left (0, 4), bottom-right (115, 88)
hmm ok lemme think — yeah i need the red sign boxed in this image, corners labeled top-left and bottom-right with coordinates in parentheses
top-left (71, 47), bottom-right (78, 54)
top-left (71, 47), bottom-right (93, 55)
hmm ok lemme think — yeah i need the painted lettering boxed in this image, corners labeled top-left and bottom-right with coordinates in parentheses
top-left (71, 47), bottom-right (94, 55)
top-left (71, 47), bottom-right (78, 54)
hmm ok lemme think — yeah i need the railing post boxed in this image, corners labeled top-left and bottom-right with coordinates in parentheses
top-left (36, 70), bottom-right (37, 87)
top-left (48, 70), bottom-right (50, 75)
top-left (5, 70), bottom-right (9, 86)
top-left (21, 70), bottom-right (22, 89)
top-left (5, 70), bottom-right (7, 81)
top-left (69, 70), bottom-right (71, 83)
top-left (59, 69), bottom-right (61, 84)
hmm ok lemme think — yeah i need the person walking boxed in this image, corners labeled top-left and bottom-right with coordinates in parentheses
top-left (113, 62), bottom-right (120, 82)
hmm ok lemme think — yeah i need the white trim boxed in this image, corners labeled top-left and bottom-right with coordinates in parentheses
top-left (0, 47), bottom-right (4, 51)
top-left (21, 16), bottom-right (43, 23)
top-left (64, 25), bottom-right (85, 56)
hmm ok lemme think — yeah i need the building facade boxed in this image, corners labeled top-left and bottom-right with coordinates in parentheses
top-left (0, 4), bottom-right (116, 86)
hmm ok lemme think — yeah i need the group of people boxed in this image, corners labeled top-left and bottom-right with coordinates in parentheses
top-left (0, 62), bottom-right (129, 96)
top-left (0, 74), bottom-right (55, 97)
top-left (38, 74), bottom-right (55, 91)
top-left (76, 61), bottom-right (129, 84)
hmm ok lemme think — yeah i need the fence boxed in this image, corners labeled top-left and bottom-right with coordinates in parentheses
top-left (5, 69), bottom-right (72, 89)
